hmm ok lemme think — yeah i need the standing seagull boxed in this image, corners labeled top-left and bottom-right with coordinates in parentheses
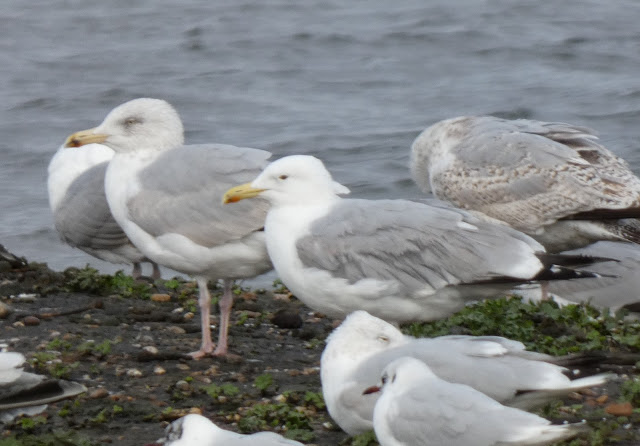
top-left (223, 155), bottom-right (597, 323)
top-left (146, 414), bottom-right (304, 446)
top-left (411, 116), bottom-right (640, 252)
top-left (63, 98), bottom-right (273, 358)
top-left (48, 142), bottom-right (161, 279)
top-left (364, 357), bottom-right (588, 446)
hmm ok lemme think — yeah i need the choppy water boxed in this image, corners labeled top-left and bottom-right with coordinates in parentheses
top-left (1, 0), bottom-right (639, 277)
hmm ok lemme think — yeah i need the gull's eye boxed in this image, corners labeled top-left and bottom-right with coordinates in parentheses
top-left (124, 117), bottom-right (141, 127)
top-left (381, 374), bottom-right (387, 385)
top-left (378, 335), bottom-right (390, 343)
top-left (278, 174), bottom-right (289, 180)
top-left (392, 373), bottom-right (397, 383)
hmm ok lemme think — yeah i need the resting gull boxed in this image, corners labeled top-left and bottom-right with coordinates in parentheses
top-left (146, 414), bottom-right (304, 446)
top-left (364, 357), bottom-right (588, 446)
top-left (0, 351), bottom-right (86, 423)
top-left (411, 116), bottom-right (640, 252)
top-left (224, 155), bottom-right (599, 323)
top-left (321, 311), bottom-right (610, 435)
top-left (48, 142), bottom-right (161, 278)
top-left (63, 98), bottom-right (273, 358)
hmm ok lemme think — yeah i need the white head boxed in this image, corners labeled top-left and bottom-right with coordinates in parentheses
top-left (64, 98), bottom-right (185, 154)
top-left (364, 357), bottom-right (435, 397)
top-left (324, 311), bottom-right (405, 361)
top-left (223, 155), bottom-right (350, 207)
top-left (160, 414), bottom-right (221, 445)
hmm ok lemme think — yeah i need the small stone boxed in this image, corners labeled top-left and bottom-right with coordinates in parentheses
top-left (49, 331), bottom-right (61, 338)
top-left (273, 293), bottom-right (292, 301)
top-left (22, 316), bottom-right (40, 326)
top-left (151, 293), bottom-right (171, 302)
top-left (176, 364), bottom-right (190, 371)
top-left (272, 309), bottom-right (303, 329)
top-left (605, 402), bottom-right (633, 416)
top-left (175, 380), bottom-right (190, 391)
top-left (115, 366), bottom-right (126, 377)
top-left (83, 314), bottom-right (92, 321)
top-left (89, 388), bottom-right (109, 399)
top-left (126, 368), bottom-right (143, 378)
top-left (167, 326), bottom-right (186, 335)
top-left (142, 346), bottom-right (158, 355)
top-left (140, 335), bottom-right (154, 343)
top-left (188, 407), bottom-right (202, 415)
top-left (183, 312), bottom-right (195, 321)
top-left (567, 392), bottom-right (582, 401)
top-left (274, 394), bottom-right (287, 403)
top-left (154, 366), bottom-right (166, 375)
top-left (0, 302), bottom-right (12, 319)
top-left (596, 395), bottom-right (609, 404)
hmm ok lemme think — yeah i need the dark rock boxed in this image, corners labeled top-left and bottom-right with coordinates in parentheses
top-left (272, 309), bottom-right (304, 329)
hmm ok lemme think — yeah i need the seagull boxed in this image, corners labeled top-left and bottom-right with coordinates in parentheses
top-left (48, 142), bottom-right (161, 279)
top-left (146, 414), bottom-right (305, 446)
top-left (321, 311), bottom-right (610, 435)
top-left (364, 357), bottom-right (588, 446)
top-left (63, 98), bottom-right (273, 358)
top-left (411, 116), bottom-right (640, 252)
top-left (223, 155), bottom-right (600, 323)
top-left (0, 351), bottom-right (86, 423)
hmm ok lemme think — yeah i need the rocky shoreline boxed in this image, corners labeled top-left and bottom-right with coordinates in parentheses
top-left (1, 245), bottom-right (639, 445)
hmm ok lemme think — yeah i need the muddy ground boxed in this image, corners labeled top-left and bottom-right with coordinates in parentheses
top-left (1, 245), bottom-right (639, 446)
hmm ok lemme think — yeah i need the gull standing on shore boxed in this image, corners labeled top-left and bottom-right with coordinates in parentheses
top-left (224, 155), bottom-right (599, 323)
top-left (48, 143), bottom-right (161, 278)
top-left (63, 98), bottom-right (273, 358)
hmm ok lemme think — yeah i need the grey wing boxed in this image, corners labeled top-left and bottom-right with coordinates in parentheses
top-left (296, 199), bottom-right (543, 293)
top-left (54, 162), bottom-right (131, 250)
top-left (417, 116), bottom-right (640, 231)
top-left (127, 144), bottom-right (272, 247)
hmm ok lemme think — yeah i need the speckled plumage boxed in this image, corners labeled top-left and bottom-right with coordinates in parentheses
top-left (411, 116), bottom-right (640, 251)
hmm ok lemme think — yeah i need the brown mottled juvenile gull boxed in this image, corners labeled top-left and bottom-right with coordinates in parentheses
top-left (321, 311), bottom-right (610, 436)
top-left (146, 414), bottom-right (304, 446)
top-left (0, 351), bottom-right (86, 423)
top-left (63, 98), bottom-right (273, 358)
top-left (223, 155), bottom-right (598, 323)
top-left (48, 142), bottom-right (160, 278)
top-left (365, 357), bottom-right (588, 446)
top-left (411, 116), bottom-right (640, 252)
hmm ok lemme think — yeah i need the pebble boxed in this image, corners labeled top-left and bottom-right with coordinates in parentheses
top-left (183, 312), bottom-right (195, 321)
top-left (140, 335), bottom-right (154, 343)
top-left (167, 326), bottom-right (186, 335)
top-left (12, 321), bottom-right (24, 328)
top-left (272, 309), bottom-right (303, 329)
top-left (154, 366), bottom-right (166, 375)
top-left (605, 402), bottom-right (633, 416)
top-left (126, 368), bottom-right (144, 378)
top-left (176, 364), bottom-right (191, 371)
top-left (22, 315), bottom-right (40, 326)
top-left (49, 331), bottom-right (61, 338)
top-left (89, 388), bottom-right (109, 399)
top-left (596, 395), bottom-right (609, 404)
top-left (175, 380), bottom-right (190, 391)
top-left (151, 293), bottom-right (171, 302)
top-left (0, 302), bottom-right (12, 319)
top-left (142, 346), bottom-right (158, 355)
top-left (172, 307), bottom-right (184, 313)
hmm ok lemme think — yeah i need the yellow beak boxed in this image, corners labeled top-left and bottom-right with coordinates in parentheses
top-left (63, 128), bottom-right (109, 148)
top-left (222, 183), bottom-right (266, 204)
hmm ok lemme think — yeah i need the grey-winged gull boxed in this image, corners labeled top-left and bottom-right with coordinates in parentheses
top-left (145, 414), bottom-right (304, 446)
top-left (0, 351), bottom-right (86, 423)
top-left (411, 116), bottom-right (640, 252)
top-left (63, 98), bottom-right (273, 358)
top-left (223, 155), bottom-right (599, 323)
top-left (321, 311), bottom-right (610, 435)
top-left (364, 357), bottom-right (588, 446)
top-left (48, 142), bottom-right (161, 278)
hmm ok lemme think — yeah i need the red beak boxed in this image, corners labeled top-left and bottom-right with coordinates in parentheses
top-left (362, 385), bottom-right (381, 395)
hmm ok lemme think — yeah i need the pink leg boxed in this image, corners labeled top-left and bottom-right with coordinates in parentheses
top-left (190, 278), bottom-right (215, 359)
top-left (151, 262), bottom-right (162, 280)
top-left (212, 279), bottom-right (234, 356)
top-left (540, 281), bottom-right (550, 301)
top-left (131, 262), bottom-right (141, 279)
